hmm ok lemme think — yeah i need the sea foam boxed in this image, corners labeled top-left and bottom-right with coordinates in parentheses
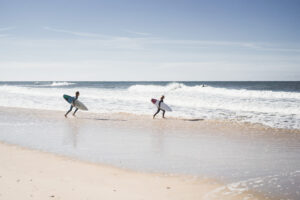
top-left (0, 82), bottom-right (299, 129)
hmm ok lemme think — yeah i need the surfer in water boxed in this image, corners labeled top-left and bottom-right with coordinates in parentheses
top-left (65, 91), bottom-right (80, 118)
top-left (153, 95), bottom-right (166, 119)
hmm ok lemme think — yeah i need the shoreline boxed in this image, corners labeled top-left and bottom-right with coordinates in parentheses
top-left (1, 106), bottom-right (299, 199)
top-left (1, 105), bottom-right (299, 134)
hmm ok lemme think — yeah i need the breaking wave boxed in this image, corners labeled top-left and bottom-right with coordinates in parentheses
top-left (128, 83), bottom-right (300, 100)
top-left (0, 82), bottom-right (299, 129)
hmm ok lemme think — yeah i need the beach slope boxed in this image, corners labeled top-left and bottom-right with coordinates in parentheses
top-left (0, 142), bottom-right (263, 200)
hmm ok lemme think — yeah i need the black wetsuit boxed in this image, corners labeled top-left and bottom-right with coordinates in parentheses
top-left (153, 99), bottom-right (165, 118)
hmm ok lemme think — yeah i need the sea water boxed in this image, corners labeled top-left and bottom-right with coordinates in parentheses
top-left (0, 81), bottom-right (299, 130)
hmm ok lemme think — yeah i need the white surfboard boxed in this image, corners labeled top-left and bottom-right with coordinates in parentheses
top-left (73, 99), bottom-right (88, 111)
top-left (151, 99), bottom-right (172, 112)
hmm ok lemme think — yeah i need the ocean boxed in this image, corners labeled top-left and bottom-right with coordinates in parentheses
top-left (0, 81), bottom-right (299, 130)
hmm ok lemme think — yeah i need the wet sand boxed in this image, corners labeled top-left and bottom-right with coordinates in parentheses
top-left (0, 106), bottom-right (299, 199)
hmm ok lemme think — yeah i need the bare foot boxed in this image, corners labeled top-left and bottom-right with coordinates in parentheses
top-left (64, 114), bottom-right (67, 118)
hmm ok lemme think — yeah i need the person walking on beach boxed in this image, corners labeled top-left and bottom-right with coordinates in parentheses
top-left (65, 91), bottom-right (80, 118)
top-left (153, 95), bottom-right (166, 119)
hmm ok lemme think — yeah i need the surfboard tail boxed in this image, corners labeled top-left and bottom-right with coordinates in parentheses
top-left (151, 99), bottom-right (157, 104)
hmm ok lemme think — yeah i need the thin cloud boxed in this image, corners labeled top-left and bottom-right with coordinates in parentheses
top-left (159, 62), bottom-right (221, 69)
top-left (7, 26), bottom-right (298, 53)
top-left (149, 39), bottom-right (300, 52)
top-left (43, 26), bottom-right (110, 38)
top-left (124, 30), bottom-right (151, 36)
top-left (44, 26), bottom-right (151, 40)
top-left (0, 27), bottom-right (15, 37)
top-left (0, 26), bottom-right (15, 32)
top-left (150, 39), bottom-right (259, 48)
top-left (248, 45), bottom-right (300, 53)
top-left (0, 26), bottom-right (296, 53)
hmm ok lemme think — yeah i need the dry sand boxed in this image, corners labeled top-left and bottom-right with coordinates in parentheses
top-left (0, 141), bottom-right (265, 200)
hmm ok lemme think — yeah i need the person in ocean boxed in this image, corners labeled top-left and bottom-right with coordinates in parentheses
top-left (153, 95), bottom-right (166, 119)
top-left (65, 91), bottom-right (80, 118)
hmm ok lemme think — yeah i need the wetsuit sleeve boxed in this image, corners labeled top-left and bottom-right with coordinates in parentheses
top-left (158, 100), bottom-right (162, 108)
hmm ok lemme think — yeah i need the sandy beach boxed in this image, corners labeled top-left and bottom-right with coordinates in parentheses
top-left (1, 0), bottom-right (299, 198)
top-left (0, 106), bottom-right (299, 199)
top-left (0, 141), bottom-right (264, 200)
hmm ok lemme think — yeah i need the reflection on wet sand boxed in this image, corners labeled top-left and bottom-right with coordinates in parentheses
top-left (64, 119), bottom-right (80, 148)
top-left (0, 107), bottom-right (300, 200)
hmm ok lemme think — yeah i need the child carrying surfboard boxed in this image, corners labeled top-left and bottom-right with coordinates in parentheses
top-left (65, 91), bottom-right (80, 118)
top-left (153, 95), bottom-right (166, 119)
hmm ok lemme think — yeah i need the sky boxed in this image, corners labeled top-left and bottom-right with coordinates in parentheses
top-left (0, 0), bottom-right (299, 81)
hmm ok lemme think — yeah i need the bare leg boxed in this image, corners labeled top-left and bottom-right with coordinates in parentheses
top-left (65, 106), bottom-right (73, 118)
top-left (153, 109), bottom-right (160, 119)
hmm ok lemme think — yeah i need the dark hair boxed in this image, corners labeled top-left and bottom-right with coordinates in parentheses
top-left (76, 91), bottom-right (80, 95)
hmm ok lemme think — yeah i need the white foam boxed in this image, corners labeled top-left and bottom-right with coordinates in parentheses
top-left (128, 83), bottom-right (300, 100)
top-left (128, 82), bottom-right (185, 93)
top-left (49, 81), bottom-right (75, 86)
top-left (0, 83), bottom-right (299, 129)
top-left (204, 171), bottom-right (300, 200)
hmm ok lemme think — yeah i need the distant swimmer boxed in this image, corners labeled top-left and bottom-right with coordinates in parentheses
top-left (65, 91), bottom-right (80, 118)
top-left (153, 95), bottom-right (166, 119)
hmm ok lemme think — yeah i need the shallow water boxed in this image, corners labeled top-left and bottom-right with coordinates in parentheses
top-left (0, 107), bottom-right (300, 199)
top-left (0, 81), bottom-right (299, 129)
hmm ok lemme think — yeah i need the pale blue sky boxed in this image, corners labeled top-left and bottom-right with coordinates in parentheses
top-left (0, 0), bottom-right (299, 81)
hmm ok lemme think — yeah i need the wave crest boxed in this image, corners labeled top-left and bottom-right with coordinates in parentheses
top-left (128, 83), bottom-right (185, 93)
top-left (50, 82), bottom-right (75, 86)
top-left (128, 83), bottom-right (300, 100)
